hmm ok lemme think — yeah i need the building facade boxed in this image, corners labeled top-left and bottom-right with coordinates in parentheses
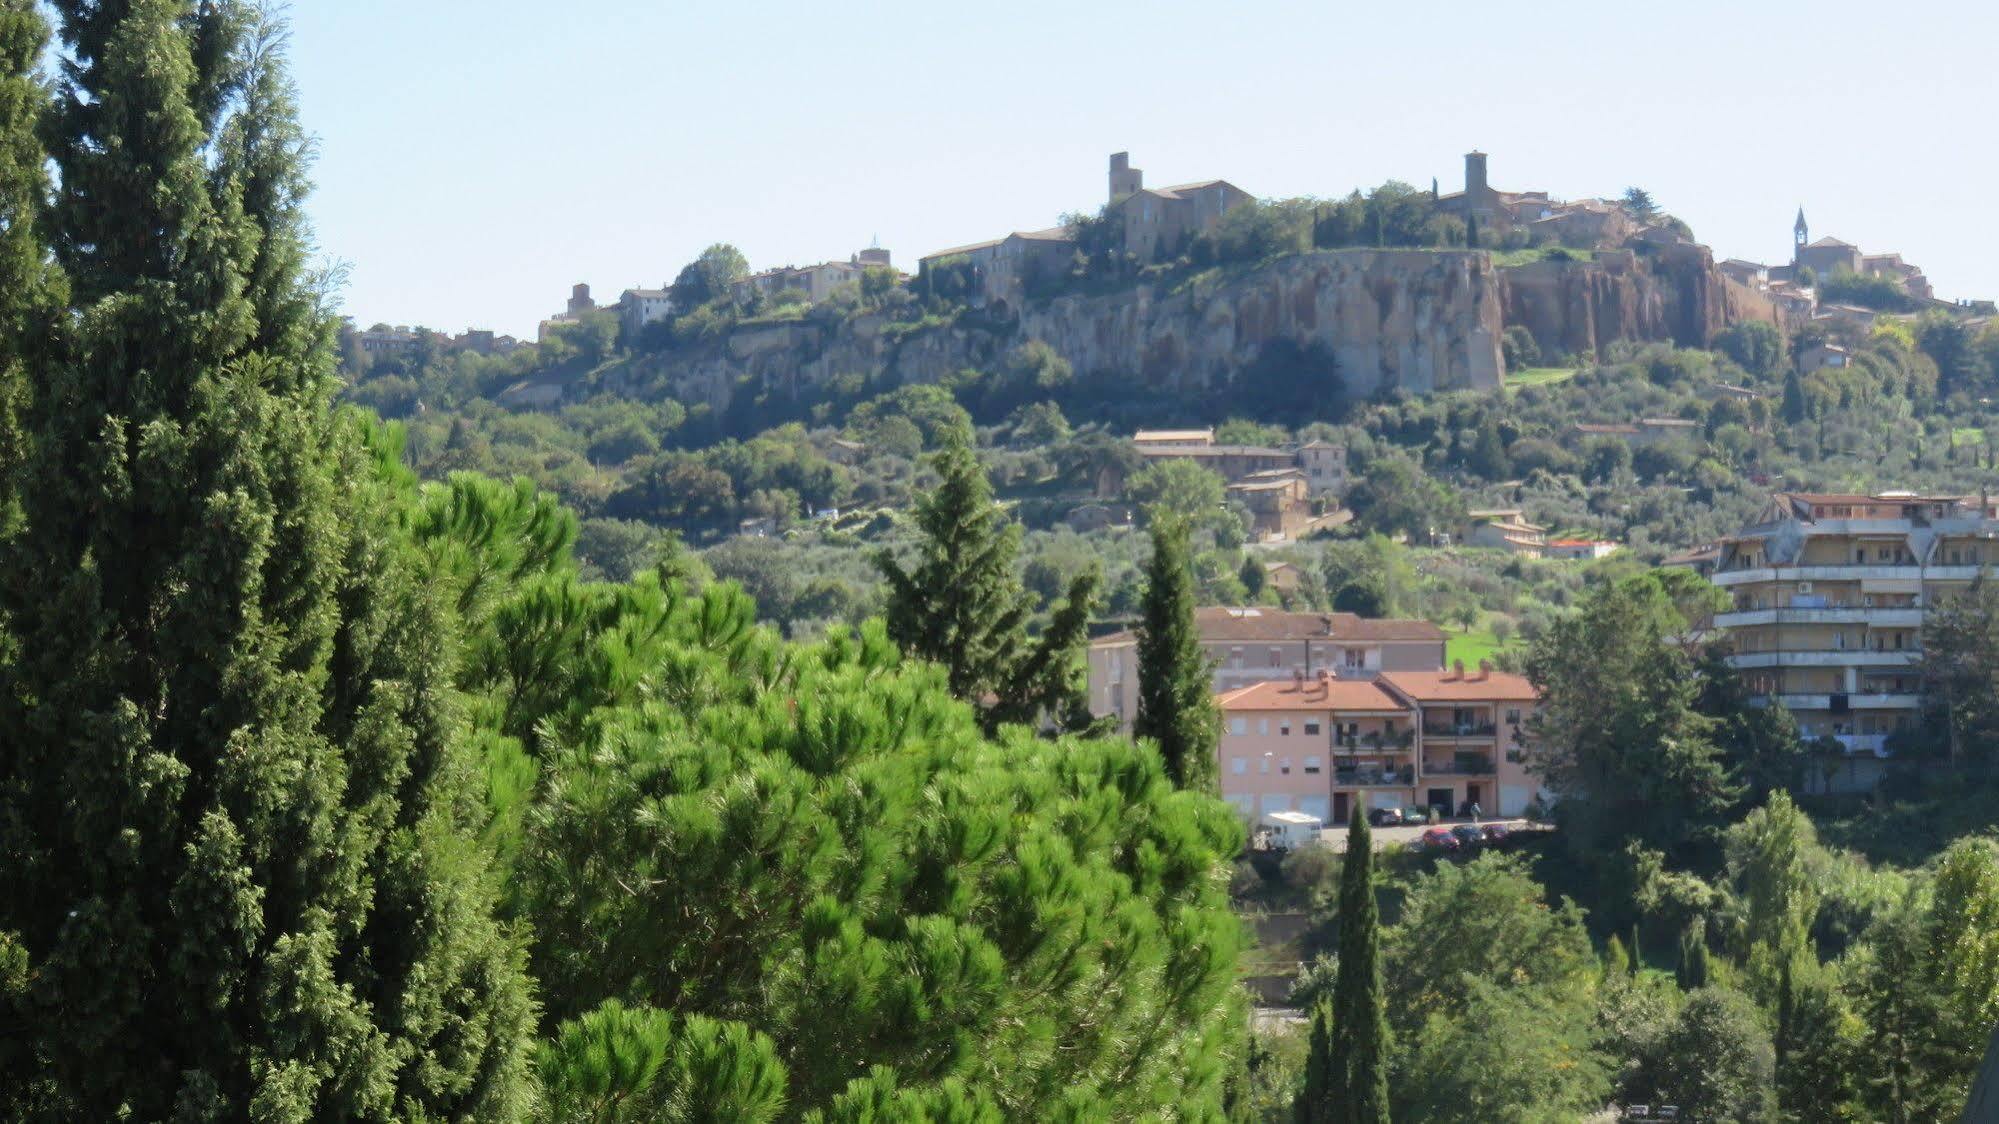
top-left (1705, 491), bottom-right (1999, 789)
top-left (1215, 663), bottom-right (1544, 824)
top-left (1086, 606), bottom-right (1447, 728)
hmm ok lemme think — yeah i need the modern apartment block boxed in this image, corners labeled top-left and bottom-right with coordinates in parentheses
top-left (1215, 663), bottom-right (1543, 824)
top-left (1703, 491), bottom-right (1999, 789)
top-left (1086, 607), bottom-right (1448, 728)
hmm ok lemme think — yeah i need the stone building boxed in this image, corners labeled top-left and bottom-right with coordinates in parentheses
top-left (1107, 152), bottom-right (1254, 262)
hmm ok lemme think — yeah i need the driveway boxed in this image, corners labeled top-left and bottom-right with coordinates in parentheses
top-left (1318, 817), bottom-right (1540, 852)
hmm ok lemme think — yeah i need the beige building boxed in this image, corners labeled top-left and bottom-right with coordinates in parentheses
top-left (1215, 663), bottom-right (1544, 824)
top-left (1706, 491), bottom-right (1999, 790)
top-left (618, 288), bottom-right (674, 340)
top-left (1463, 509), bottom-right (1547, 556)
top-left (1087, 606), bottom-right (1447, 728)
top-left (1104, 430), bottom-right (1347, 498)
top-left (1108, 151), bottom-right (1254, 261)
top-left (1229, 470), bottom-right (1314, 541)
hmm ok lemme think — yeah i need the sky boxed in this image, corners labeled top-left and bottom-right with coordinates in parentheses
top-left (291, 0), bottom-right (1999, 340)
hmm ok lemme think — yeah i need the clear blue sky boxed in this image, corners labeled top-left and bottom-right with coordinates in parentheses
top-left (292, 0), bottom-right (1998, 339)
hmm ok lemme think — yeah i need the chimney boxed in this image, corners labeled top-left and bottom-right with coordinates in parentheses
top-left (1450, 660), bottom-right (1465, 681)
top-left (1293, 667), bottom-right (1306, 689)
top-left (1320, 615), bottom-right (1336, 637)
top-left (1476, 659), bottom-right (1492, 682)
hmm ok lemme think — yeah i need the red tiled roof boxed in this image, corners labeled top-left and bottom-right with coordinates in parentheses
top-left (1092, 607), bottom-right (1447, 646)
top-left (1380, 670), bottom-right (1538, 702)
top-left (1218, 678), bottom-right (1406, 713)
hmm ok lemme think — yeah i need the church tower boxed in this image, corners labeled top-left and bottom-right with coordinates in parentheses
top-left (1794, 208), bottom-right (1809, 263)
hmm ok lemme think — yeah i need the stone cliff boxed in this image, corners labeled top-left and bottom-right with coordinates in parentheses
top-left (611, 245), bottom-right (1768, 414)
top-left (1498, 243), bottom-right (1786, 361)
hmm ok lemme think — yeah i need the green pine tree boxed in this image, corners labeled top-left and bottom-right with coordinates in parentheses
top-left (1135, 516), bottom-right (1220, 790)
top-left (1326, 813), bottom-right (1391, 1123)
top-left (1677, 926), bottom-right (1711, 990)
top-left (0, 5), bottom-right (533, 1117)
top-left (879, 422), bottom-right (1096, 730)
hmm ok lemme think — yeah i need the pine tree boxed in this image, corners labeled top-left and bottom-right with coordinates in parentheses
top-left (1135, 516), bottom-right (1220, 790)
top-left (1325, 813), bottom-right (1390, 1123)
top-left (879, 422), bottom-right (1095, 729)
top-left (0, 4), bottom-right (532, 1117)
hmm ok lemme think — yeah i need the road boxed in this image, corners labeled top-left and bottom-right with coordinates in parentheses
top-left (1318, 817), bottom-right (1540, 852)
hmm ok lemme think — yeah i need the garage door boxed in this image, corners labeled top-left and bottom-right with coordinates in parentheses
top-left (1259, 794), bottom-right (1291, 816)
top-left (1296, 796), bottom-right (1329, 822)
top-left (1499, 785), bottom-right (1531, 817)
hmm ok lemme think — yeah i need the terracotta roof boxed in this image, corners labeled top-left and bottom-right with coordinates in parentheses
top-left (1218, 678), bottom-right (1407, 713)
top-left (1136, 444), bottom-right (1289, 459)
top-left (1133, 428), bottom-right (1214, 443)
top-left (1380, 669), bottom-right (1538, 702)
top-left (1010, 225), bottom-right (1076, 243)
top-left (1807, 236), bottom-right (1856, 249)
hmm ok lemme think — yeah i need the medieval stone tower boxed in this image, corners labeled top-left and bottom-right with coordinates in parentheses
top-left (1109, 152), bottom-right (1143, 203)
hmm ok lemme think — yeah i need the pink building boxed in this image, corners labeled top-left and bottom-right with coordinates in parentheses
top-left (1217, 664), bottom-right (1546, 825)
top-left (1217, 676), bottom-right (1413, 825)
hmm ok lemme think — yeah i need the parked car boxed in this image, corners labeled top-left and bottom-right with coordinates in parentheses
top-left (1480, 823), bottom-right (1511, 843)
top-left (1450, 824), bottom-right (1486, 849)
top-left (1368, 807), bottom-right (1405, 827)
top-left (1419, 827), bottom-right (1460, 852)
top-left (1405, 806), bottom-right (1434, 825)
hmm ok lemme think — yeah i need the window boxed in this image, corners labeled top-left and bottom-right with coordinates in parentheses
top-left (1229, 718), bottom-right (1248, 736)
top-left (1268, 647), bottom-right (1282, 668)
top-left (1257, 718), bottom-right (1269, 736)
top-left (1304, 720), bottom-right (1321, 736)
top-left (1279, 758), bottom-right (1291, 775)
top-left (1279, 721), bottom-right (1292, 737)
top-left (1304, 757), bottom-right (1322, 774)
top-left (1506, 708), bottom-right (1522, 725)
top-left (1231, 757), bottom-right (1248, 775)
top-left (1230, 647), bottom-right (1244, 669)
top-left (1258, 756), bottom-right (1270, 774)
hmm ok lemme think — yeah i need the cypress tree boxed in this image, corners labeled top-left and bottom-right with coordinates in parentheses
top-left (0, 4), bottom-right (533, 1117)
top-left (1325, 813), bottom-right (1390, 1123)
top-left (879, 422), bottom-right (1095, 729)
top-left (1783, 366), bottom-right (1808, 424)
top-left (1465, 212), bottom-right (1480, 249)
top-left (1134, 516), bottom-right (1220, 790)
top-left (1677, 926), bottom-right (1712, 990)
top-left (1297, 997), bottom-right (1334, 1124)
top-left (0, 0), bottom-right (58, 543)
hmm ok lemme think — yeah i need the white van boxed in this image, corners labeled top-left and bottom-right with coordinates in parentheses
top-left (1257, 810), bottom-right (1326, 851)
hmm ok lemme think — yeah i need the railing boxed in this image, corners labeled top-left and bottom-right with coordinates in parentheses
top-left (1332, 736), bottom-right (1413, 753)
top-left (1422, 759), bottom-right (1496, 776)
top-left (1422, 722), bottom-right (1498, 738)
top-left (1335, 766), bottom-right (1415, 787)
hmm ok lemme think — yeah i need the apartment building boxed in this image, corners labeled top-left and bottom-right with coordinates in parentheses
top-left (1087, 607), bottom-right (1448, 728)
top-left (1704, 490), bottom-right (1999, 789)
top-left (1216, 662), bottom-right (1543, 824)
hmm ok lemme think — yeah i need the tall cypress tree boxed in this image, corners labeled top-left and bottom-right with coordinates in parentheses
top-left (0, 4), bottom-right (533, 1117)
top-left (1325, 813), bottom-right (1391, 1123)
top-left (879, 422), bottom-right (1095, 729)
top-left (1297, 997), bottom-right (1335, 1124)
top-left (1134, 515), bottom-right (1219, 790)
top-left (0, 0), bottom-right (58, 543)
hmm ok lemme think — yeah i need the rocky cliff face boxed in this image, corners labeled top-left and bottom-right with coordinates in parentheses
top-left (618, 245), bottom-right (1768, 414)
top-left (1498, 243), bottom-right (1786, 361)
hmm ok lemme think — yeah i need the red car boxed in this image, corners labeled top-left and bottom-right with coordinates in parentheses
top-left (1419, 827), bottom-right (1461, 852)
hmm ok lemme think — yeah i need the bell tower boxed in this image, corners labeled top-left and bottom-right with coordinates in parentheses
top-left (1793, 207), bottom-right (1808, 263)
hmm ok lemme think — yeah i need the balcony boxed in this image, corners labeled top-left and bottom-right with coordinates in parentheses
top-left (1335, 765), bottom-right (1415, 787)
top-left (1714, 608), bottom-right (1924, 629)
top-left (1713, 564), bottom-right (1984, 587)
top-left (1750, 693), bottom-right (1921, 712)
top-left (1331, 735), bottom-right (1414, 754)
top-left (1727, 650), bottom-right (1919, 670)
top-left (1421, 758), bottom-right (1496, 776)
top-left (1422, 722), bottom-right (1498, 739)
top-left (1825, 733), bottom-right (1891, 756)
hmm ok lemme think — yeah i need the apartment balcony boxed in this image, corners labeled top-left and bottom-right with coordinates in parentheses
top-left (1421, 722), bottom-right (1498, 739)
top-left (1727, 650), bottom-right (1919, 670)
top-left (1421, 758), bottom-right (1496, 776)
top-left (1335, 765), bottom-right (1416, 787)
top-left (1750, 693), bottom-right (1921, 712)
top-left (1827, 733), bottom-right (1891, 756)
top-left (1712, 564), bottom-right (1984, 588)
top-left (1331, 737), bottom-right (1414, 754)
top-left (1714, 608), bottom-right (1925, 629)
